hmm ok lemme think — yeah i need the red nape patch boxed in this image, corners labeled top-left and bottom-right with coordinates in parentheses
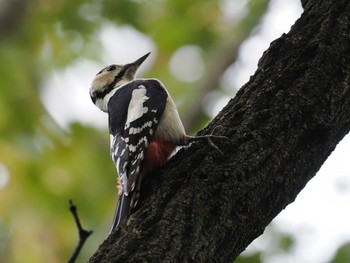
top-left (143, 140), bottom-right (176, 174)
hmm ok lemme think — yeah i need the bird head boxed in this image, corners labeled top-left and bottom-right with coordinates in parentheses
top-left (90, 52), bottom-right (150, 109)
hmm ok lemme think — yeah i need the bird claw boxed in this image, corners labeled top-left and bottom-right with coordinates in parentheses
top-left (204, 134), bottom-right (232, 155)
top-left (206, 136), bottom-right (224, 155)
top-left (182, 133), bottom-right (231, 155)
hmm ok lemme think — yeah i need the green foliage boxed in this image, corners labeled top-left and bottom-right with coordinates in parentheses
top-left (0, 0), bottom-right (270, 262)
top-left (331, 242), bottom-right (350, 263)
top-left (236, 252), bottom-right (262, 263)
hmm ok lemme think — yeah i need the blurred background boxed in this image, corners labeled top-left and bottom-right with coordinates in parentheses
top-left (1, 0), bottom-right (350, 262)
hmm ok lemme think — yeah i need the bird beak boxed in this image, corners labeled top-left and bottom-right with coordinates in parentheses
top-left (132, 52), bottom-right (151, 67)
top-left (124, 52), bottom-right (151, 78)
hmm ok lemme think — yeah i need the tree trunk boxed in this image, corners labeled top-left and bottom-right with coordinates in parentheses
top-left (89, 1), bottom-right (350, 262)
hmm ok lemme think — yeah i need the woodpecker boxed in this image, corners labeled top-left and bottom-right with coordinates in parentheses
top-left (90, 52), bottom-right (224, 233)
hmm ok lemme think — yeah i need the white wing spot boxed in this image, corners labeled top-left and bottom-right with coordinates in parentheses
top-left (128, 136), bottom-right (148, 152)
top-left (125, 86), bottom-right (149, 125)
top-left (116, 158), bottom-right (121, 171)
top-left (129, 121), bottom-right (153, 135)
top-left (123, 162), bottom-right (128, 170)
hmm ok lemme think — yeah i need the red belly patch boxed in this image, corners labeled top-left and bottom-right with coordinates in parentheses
top-left (143, 140), bottom-right (176, 174)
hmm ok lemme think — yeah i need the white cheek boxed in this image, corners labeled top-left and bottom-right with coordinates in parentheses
top-left (95, 89), bottom-right (118, 112)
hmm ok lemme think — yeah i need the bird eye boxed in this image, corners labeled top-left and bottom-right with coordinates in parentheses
top-left (107, 65), bottom-right (116, 72)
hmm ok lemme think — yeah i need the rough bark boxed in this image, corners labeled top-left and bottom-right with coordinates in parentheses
top-left (89, 1), bottom-right (350, 262)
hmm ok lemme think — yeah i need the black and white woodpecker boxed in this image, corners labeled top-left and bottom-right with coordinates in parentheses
top-left (90, 52), bottom-right (224, 233)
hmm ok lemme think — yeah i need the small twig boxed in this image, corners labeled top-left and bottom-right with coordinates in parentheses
top-left (68, 199), bottom-right (93, 263)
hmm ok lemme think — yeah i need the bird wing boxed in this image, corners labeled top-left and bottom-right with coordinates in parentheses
top-left (108, 79), bottom-right (168, 197)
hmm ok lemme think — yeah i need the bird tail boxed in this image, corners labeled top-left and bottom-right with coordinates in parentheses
top-left (109, 193), bottom-right (132, 234)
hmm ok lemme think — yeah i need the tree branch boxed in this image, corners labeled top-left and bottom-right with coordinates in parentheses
top-left (0, 0), bottom-right (27, 37)
top-left (89, 0), bottom-right (350, 262)
top-left (68, 200), bottom-right (93, 263)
